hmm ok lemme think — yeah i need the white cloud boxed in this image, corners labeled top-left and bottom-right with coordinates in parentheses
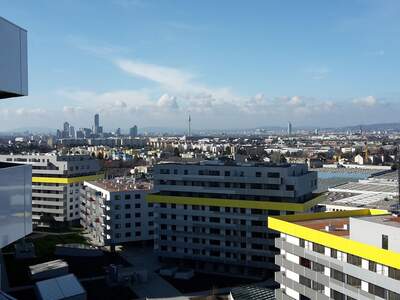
top-left (157, 94), bottom-right (179, 110)
top-left (352, 96), bottom-right (378, 107)
top-left (15, 108), bottom-right (47, 117)
top-left (115, 59), bottom-right (193, 91)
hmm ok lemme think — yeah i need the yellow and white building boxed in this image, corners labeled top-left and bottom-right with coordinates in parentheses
top-left (269, 209), bottom-right (400, 300)
top-left (0, 154), bottom-right (102, 226)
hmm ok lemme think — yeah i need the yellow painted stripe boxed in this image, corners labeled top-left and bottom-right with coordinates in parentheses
top-left (32, 173), bottom-right (104, 184)
top-left (146, 194), bottom-right (321, 211)
top-left (267, 210), bottom-right (400, 269)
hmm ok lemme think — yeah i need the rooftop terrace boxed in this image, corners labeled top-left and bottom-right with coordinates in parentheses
top-left (88, 178), bottom-right (152, 192)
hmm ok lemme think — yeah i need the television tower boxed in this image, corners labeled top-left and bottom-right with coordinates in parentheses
top-left (188, 114), bottom-right (191, 138)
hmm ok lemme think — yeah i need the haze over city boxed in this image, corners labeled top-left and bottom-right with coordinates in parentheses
top-left (2, 0), bottom-right (400, 131)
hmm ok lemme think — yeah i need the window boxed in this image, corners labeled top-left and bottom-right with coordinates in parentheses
top-left (346, 274), bottom-right (361, 288)
top-left (331, 269), bottom-right (345, 282)
top-left (369, 261), bottom-right (377, 272)
top-left (135, 203), bottom-right (141, 209)
top-left (300, 257), bottom-right (311, 269)
top-left (125, 204), bottom-right (131, 209)
top-left (299, 275), bottom-right (311, 288)
top-left (312, 281), bottom-right (324, 292)
top-left (312, 243), bottom-right (324, 254)
top-left (267, 172), bottom-right (280, 178)
top-left (115, 195), bottom-right (121, 200)
top-left (125, 223), bottom-right (131, 228)
top-left (286, 185), bottom-right (294, 191)
top-left (266, 184), bottom-right (280, 190)
top-left (312, 261), bottom-right (324, 273)
top-left (125, 232), bottom-right (131, 237)
top-left (115, 205), bottom-right (121, 210)
top-left (382, 234), bottom-right (389, 250)
top-left (347, 254), bottom-right (361, 266)
top-left (255, 172), bottom-right (261, 177)
top-left (135, 213), bottom-right (141, 218)
top-left (125, 213), bottom-right (131, 218)
top-left (389, 267), bottom-right (400, 280)
top-left (224, 171), bottom-right (230, 176)
top-left (369, 283), bottom-right (386, 299)
top-left (135, 194), bottom-right (141, 199)
top-left (388, 291), bottom-right (400, 300)
top-left (330, 290), bottom-right (345, 300)
top-left (124, 194), bottom-right (131, 200)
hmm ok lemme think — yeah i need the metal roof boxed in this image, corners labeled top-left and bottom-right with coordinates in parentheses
top-left (35, 274), bottom-right (85, 300)
top-left (230, 286), bottom-right (276, 300)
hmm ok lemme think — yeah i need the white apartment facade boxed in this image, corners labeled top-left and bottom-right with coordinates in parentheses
top-left (148, 160), bottom-right (319, 279)
top-left (80, 179), bottom-right (155, 248)
top-left (269, 210), bottom-right (400, 300)
top-left (0, 154), bottom-right (102, 226)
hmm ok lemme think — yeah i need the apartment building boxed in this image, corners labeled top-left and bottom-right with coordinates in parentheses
top-left (80, 178), bottom-right (155, 248)
top-left (0, 154), bottom-right (102, 226)
top-left (269, 209), bottom-right (400, 300)
top-left (147, 160), bottom-right (319, 279)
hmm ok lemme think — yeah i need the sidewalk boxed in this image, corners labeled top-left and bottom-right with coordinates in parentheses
top-left (119, 245), bottom-right (182, 299)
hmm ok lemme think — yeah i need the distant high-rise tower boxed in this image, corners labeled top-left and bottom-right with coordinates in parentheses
top-left (94, 113), bottom-right (100, 134)
top-left (69, 126), bottom-right (75, 139)
top-left (63, 122), bottom-right (69, 133)
top-left (130, 125), bottom-right (138, 137)
top-left (188, 115), bottom-right (191, 137)
top-left (287, 122), bottom-right (292, 135)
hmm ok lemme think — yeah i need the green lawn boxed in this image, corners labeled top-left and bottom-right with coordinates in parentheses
top-left (32, 233), bottom-right (88, 257)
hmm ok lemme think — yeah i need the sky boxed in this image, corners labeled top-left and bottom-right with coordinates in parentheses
top-left (1, 0), bottom-right (400, 132)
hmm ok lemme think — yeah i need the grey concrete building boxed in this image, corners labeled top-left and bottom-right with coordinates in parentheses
top-left (148, 160), bottom-right (319, 279)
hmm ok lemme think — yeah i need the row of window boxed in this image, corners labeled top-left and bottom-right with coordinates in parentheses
top-left (115, 221), bottom-right (154, 229)
top-left (158, 245), bottom-right (274, 262)
top-left (114, 193), bottom-right (142, 200)
top-left (114, 231), bottom-right (154, 239)
top-left (159, 168), bottom-right (282, 178)
top-left (299, 238), bottom-right (400, 281)
top-left (296, 263), bottom-right (400, 300)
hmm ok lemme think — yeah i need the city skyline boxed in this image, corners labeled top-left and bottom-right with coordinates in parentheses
top-left (1, 1), bottom-right (400, 130)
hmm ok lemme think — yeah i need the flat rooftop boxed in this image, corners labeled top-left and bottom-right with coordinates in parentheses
top-left (323, 192), bottom-right (399, 211)
top-left (294, 217), bottom-right (350, 237)
top-left (371, 170), bottom-right (398, 181)
top-left (329, 181), bottom-right (398, 194)
top-left (88, 178), bottom-right (152, 192)
top-left (358, 215), bottom-right (400, 229)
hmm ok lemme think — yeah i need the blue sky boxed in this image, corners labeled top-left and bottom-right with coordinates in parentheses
top-left (1, 0), bottom-right (400, 131)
